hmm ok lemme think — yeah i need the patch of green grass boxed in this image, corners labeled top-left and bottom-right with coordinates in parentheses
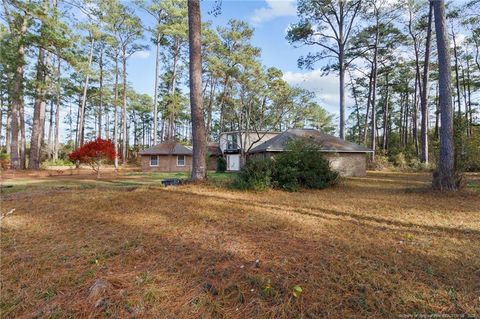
top-left (35, 288), bottom-right (56, 301)
top-left (1, 171), bottom-right (237, 195)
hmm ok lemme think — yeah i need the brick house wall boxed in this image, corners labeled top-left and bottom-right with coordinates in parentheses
top-left (322, 153), bottom-right (367, 177)
top-left (140, 155), bottom-right (192, 172)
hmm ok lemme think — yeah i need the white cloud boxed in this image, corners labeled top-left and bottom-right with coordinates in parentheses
top-left (131, 50), bottom-right (150, 60)
top-left (283, 69), bottom-right (354, 115)
top-left (251, 0), bottom-right (296, 25)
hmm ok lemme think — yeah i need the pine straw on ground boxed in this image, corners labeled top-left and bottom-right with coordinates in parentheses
top-left (1, 172), bottom-right (479, 318)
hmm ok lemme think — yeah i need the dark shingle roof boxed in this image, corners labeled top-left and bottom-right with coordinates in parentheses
top-left (249, 128), bottom-right (373, 153)
top-left (139, 142), bottom-right (192, 155)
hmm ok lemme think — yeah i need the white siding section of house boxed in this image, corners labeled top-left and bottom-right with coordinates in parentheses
top-left (219, 132), bottom-right (279, 153)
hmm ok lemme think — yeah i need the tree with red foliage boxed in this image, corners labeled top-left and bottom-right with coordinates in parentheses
top-left (69, 138), bottom-right (116, 179)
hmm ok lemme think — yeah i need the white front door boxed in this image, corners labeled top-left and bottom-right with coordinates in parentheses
top-left (227, 154), bottom-right (240, 171)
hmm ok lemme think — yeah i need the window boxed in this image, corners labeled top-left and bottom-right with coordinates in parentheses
top-left (177, 155), bottom-right (185, 166)
top-left (150, 155), bottom-right (159, 166)
top-left (226, 134), bottom-right (238, 150)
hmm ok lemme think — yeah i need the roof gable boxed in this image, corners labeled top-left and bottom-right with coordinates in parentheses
top-left (139, 142), bottom-right (193, 155)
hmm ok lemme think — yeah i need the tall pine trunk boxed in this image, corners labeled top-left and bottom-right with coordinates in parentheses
top-left (370, 11), bottom-right (379, 160)
top-left (77, 37), bottom-right (95, 147)
top-left (53, 59), bottom-right (61, 161)
top-left (382, 73), bottom-right (390, 150)
top-left (98, 46), bottom-right (103, 138)
top-left (47, 100), bottom-right (54, 158)
top-left (113, 53), bottom-right (119, 169)
top-left (420, 1), bottom-right (433, 163)
top-left (5, 108), bottom-right (11, 155)
top-left (451, 29), bottom-right (462, 116)
top-left (432, 0), bottom-right (456, 191)
top-left (188, 0), bottom-right (207, 181)
top-left (153, 34), bottom-right (160, 146)
top-left (122, 46), bottom-right (128, 163)
top-left (29, 46), bottom-right (48, 169)
top-left (8, 8), bottom-right (27, 169)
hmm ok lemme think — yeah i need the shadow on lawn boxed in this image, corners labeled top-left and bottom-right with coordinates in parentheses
top-left (1, 187), bottom-right (479, 318)
top-left (167, 188), bottom-right (480, 240)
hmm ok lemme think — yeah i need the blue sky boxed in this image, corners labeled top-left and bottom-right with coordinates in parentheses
top-left (126, 0), bottom-right (342, 115)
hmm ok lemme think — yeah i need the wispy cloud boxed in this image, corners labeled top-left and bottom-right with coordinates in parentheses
top-left (283, 69), bottom-right (353, 114)
top-left (251, 0), bottom-right (296, 25)
top-left (131, 50), bottom-right (150, 60)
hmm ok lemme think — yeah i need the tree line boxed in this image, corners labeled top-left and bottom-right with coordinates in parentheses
top-left (288, 0), bottom-right (479, 178)
top-left (0, 0), bottom-right (333, 171)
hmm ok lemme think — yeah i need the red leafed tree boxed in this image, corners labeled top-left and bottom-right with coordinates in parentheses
top-left (69, 138), bottom-right (116, 178)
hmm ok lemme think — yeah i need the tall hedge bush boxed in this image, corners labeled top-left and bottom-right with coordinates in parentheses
top-left (234, 140), bottom-right (339, 192)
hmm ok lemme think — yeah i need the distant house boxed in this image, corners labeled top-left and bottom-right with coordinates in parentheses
top-left (249, 128), bottom-right (373, 176)
top-left (139, 142), bottom-right (193, 172)
top-left (140, 129), bottom-right (372, 176)
top-left (219, 130), bottom-right (280, 171)
top-left (139, 141), bottom-right (220, 172)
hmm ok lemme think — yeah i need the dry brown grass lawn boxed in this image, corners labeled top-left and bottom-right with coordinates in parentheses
top-left (1, 172), bottom-right (479, 318)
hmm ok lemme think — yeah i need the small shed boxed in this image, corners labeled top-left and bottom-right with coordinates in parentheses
top-left (139, 142), bottom-right (192, 172)
top-left (249, 128), bottom-right (373, 176)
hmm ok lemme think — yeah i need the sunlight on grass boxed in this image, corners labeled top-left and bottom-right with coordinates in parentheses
top-left (1, 172), bottom-right (479, 318)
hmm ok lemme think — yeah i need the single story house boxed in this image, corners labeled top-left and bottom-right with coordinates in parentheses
top-left (139, 141), bottom-right (220, 172)
top-left (249, 128), bottom-right (373, 176)
top-left (139, 142), bottom-right (193, 172)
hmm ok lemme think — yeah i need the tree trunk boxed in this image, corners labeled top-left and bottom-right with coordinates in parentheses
top-left (219, 75), bottom-right (230, 133)
top-left (53, 58), bottom-right (61, 160)
top-left (122, 46), bottom-right (128, 164)
top-left (47, 99), bottom-right (54, 158)
top-left (432, 0), bottom-right (456, 191)
top-left (6, 108), bottom-right (11, 154)
top-left (399, 93), bottom-right (404, 146)
top-left (339, 47), bottom-right (346, 140)
top-left (466, 57), bottom-right (472, 136)
top-left (0, 95), bottom-right (3, 148)
top-left (420, 1), bottom-right (433, 164)
top-left (413, 77), bottom-right (419, 157)
top-left (188, 0), bottom-right (207, 181)
top-left (113, 54), bottom-right (119, 169)
top-left (166, 39), bottom-right (180, 141)
top-left (19, 100), bottom-right (26, 169)
top-left (348, 71), bottom-right (361, 144)
top-left (206, 77), bottom-right (215, 140)
top-left (10, 13), bottom-right (27, 169)
top-left (451, 28), bottom-right (462, 116)
top-left (434, 83), bottom-right (439, 139)
top-left (77, 37), bottom-right (95, 147)
top-left (29, 46), bottom-right (48, 169)
top-left (382, 73), bottom-right (390, 150)
top-left (153, 34), bottom-right (160, 145)
top-left (370, 18), bottom-right (379, 160)
top-left (404, 91), bottom-right (410, 147)
top-left (98, 45), bottom-right (103, 138)
top-left (363, 66), bottom-right (374, 145)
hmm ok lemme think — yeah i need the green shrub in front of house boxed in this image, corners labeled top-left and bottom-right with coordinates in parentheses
top-left (273, 140), bottom-right (339, 191)
top-left (217, 157), bottom-right (227, 172)
top-left (233, 158), bottom-right (273, 191)
top-left (234, 140), bottom-right (339, 192)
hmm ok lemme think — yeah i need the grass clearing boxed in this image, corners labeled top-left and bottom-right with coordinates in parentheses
top-left (1, 171), bottom-right (479, 318)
